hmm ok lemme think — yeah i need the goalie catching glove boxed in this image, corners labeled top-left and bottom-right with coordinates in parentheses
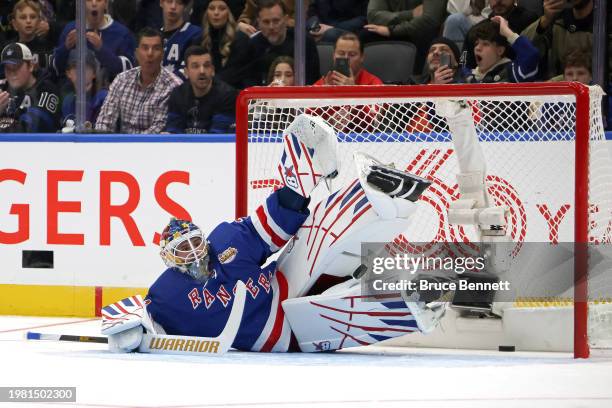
top-left (278, 114), bottom-right (339, 198)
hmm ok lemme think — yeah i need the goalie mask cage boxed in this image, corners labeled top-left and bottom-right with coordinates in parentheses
top-left (235, 82), bottom-right (612, 358)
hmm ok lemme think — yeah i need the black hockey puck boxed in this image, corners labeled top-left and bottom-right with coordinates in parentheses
top-left (498, 345), bottom-right (515, 352)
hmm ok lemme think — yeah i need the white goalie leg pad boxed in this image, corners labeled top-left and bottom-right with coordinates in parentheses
top-left (276, 180), bottom-right (415, 299)
top-left (278, 114), bottom-right (339, 198)
top-left (435, 99), bottom-right (487, 176)
top-left (448, 172), bottom-right (509, 234)
top-left (449, 173), bottom-right (507, 228)
top-left (282, 282), bottom-right (422, 352)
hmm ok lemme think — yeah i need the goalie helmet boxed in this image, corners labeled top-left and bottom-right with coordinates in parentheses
top-left (159, 218), bottom-right (211, 282)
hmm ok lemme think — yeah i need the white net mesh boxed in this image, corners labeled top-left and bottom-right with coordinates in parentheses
top-left (241, 84), bottom-right (612, 352)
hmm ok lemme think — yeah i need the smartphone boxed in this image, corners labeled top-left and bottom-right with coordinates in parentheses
top-left (332, 57), bottom-right (351, 77)
top-left (439, 52), bottom-right (451, 69)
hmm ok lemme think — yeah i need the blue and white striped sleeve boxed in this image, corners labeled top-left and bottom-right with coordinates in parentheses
top-left (249, 189), bottom-right (310, 253)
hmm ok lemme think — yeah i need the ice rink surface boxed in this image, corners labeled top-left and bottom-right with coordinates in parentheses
top-left (1, 316), bottom-right (611, 408)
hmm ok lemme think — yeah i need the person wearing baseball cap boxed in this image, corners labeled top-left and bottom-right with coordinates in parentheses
top-left (0, 42), bottom-right (60, 133)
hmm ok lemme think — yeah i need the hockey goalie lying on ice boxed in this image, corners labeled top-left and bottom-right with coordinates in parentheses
top-left (102, 105), bottom-right (505, 353)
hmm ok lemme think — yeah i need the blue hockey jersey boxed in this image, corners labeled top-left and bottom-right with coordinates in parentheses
top-left (162, 22), bottom-right (202, 77)
top-left (53, 15), bottom-right (135, 80)
top-left (145, 190), bottom-right (308, 352)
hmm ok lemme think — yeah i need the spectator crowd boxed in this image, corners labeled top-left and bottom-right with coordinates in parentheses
top-left (0, 0), bottom-right (609, 133)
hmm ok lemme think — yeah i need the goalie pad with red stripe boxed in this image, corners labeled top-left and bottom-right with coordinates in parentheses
top-left (282, 281), bottom-right (424, 352)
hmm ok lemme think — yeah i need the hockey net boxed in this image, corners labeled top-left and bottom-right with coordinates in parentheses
top-left (236, 83), bottom-right (612, 358)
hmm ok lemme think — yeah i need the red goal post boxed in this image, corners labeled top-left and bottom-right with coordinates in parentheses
top-left (235, 82), bottom-right (611, 358)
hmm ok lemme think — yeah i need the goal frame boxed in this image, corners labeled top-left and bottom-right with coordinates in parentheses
top-left (235, 82), bottom-right (592, 358)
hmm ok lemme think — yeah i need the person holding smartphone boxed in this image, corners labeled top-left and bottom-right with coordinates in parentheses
top-left (312, 33), bottom-right (382, 133)
top-left (410, 37), bottom-right (462, 85)
top-left (314, 32), bottom-right (382, 86)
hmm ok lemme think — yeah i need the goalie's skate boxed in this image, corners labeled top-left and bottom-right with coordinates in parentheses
top-left (366, 164), bottom-right (431, 202)
top-left (353, 152), bottom-right (431, 220)
top-left (278, 114), bottom-right (339, 198)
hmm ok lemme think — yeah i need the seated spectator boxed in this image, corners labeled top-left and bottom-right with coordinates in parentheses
top-left (363, 0), bottom-right (447, 69)
top-left (531, 48), bottom-right (594, 131)
top-left (53, 0), bottom-right (136, 83)
top-left (2, 0), bottom-right (58, 41)
top-left (60, 49), bottom-right (108, 131)
top-left (0, 42), bottom-right (59, 132)
top-left (522, 0), bottom-right (593, 79)
top-left (267, 55), bottom-right (294, 86)
top-left (95, 28), bottom-right (182, 133)
top-left (166, 45), bottom-right (237, 133)
top-left (460, 0), bottom-right (538, 69)
top-left (7, 0), bottom-right (56, 78)
top-left (248, 56), bottom-right (294, 132)
top-left (195, 0), bottom-right (250, 88)
top-left (160, 0), bottom-right (202, 77)
top-left (312, 33), bottom-right (381, 133)
top-left (558, 48), bottom-right (592, 85)
top-left (405, 38), bottom-right (463, 133)
top-left (247, 0), bottom-right (319, 85)
top-left (314, 32), bottom-right (382, 86)
top-left (463, 17), bottom-right (539, 131)
top-left (237, 0), bottom-right (298, 36)
top-left (463, 16), bottom-right (538, 83)
top-left (307, 0), bottom-right (368, 44)
top-left (410, 37), bottom-right (462, 85)
top-left (192, 0), bottom-right (246, 28)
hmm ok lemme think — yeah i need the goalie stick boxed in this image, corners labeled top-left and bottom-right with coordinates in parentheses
top-left (26, 281), bottom-right (247, 355)
top-left (26, 332), bottom-right (108, 343)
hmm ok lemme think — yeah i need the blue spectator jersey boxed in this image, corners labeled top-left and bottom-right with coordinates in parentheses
top-left (53, 15), bottom-right (135, 80)
top-left (165, 79), bottom-right (237, 134)
top-left (145, 190), bottom-right (309, 352)
top-left (161, 22), bottom-right (202, 77)
top-left (0, 76), bottom-right (60, 133)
